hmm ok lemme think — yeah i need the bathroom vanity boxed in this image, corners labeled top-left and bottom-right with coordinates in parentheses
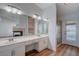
top-left (0, 35), bottom-right (48, 56)
top-left (0, 6), bottom-right (49, 56)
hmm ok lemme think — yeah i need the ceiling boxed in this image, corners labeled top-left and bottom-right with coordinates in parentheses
top-left (35, 3), bottom-right (79, 13)
top-left (35, 3), bottom-right (53, 10)
top-left (0, 3), bottom-right (79, 17)
top-left (57, 3), bottom-right (79, 15)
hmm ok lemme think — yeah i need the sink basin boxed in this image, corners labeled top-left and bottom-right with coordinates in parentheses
top-left (0, 38), bottom-right (15, 46)
top-left (0, 40), bottom-right (9, 46)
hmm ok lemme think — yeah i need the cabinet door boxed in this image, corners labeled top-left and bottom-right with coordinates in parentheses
top-left (37, 37), bottom-right (48, 52)
top-left (0, 50), bottom-right (11, 56)
top-left (14, 46), bottom-right (25, 56)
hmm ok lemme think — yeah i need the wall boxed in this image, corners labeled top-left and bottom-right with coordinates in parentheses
top-left (42, 4), bottom-right (57, 51)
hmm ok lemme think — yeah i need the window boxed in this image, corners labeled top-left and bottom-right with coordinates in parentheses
top-left (66, 24), bottom-right (76, 41)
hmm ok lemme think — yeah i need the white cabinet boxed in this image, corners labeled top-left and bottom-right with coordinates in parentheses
top-left (0, 43), bottom-right (25, 56)
top-left (0, 46), bottom-right (12, 56)
top-left (35, 37), bottom-right (48, 52)
top-left (12, 46), bottom-right (25, 56)
top-left (0, 49), bottom-right (11, 56)
top-left (0, 36), bottom-right (49, 56)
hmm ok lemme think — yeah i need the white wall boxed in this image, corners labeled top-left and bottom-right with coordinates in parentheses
top-left (43, 4), bottom-right (57, 51)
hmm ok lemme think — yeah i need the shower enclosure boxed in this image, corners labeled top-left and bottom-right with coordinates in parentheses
top-left (56, 19), bottom-right (62, 47)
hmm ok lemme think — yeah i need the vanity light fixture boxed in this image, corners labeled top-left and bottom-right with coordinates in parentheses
top-left (3, 5), bottom-right (23, 15)
top-left (37, 16), bottom-right (41, 20)
top-left (13, 24), bottom-right (16, 27)
top-left (17, 10), bottom-right (23, 15)
top-left (3, 6), bottom-right (12, 12)
top-left (12, 8), bottom-right (18, 14)
top-left (32, 14), bottom-right (41, 20)
top-left (32, 14), bottom-right (48, 21)
top-left (43, 18), bottom-right (48, 21)
top-left (32, 14), bottom-right (37, 18)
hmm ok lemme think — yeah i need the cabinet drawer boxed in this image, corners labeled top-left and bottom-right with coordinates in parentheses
top-left (25, 39), bottom-right (38, 45)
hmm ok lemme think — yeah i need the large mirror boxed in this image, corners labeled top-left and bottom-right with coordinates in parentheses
top-left (0, 8), bottom-right (28, 37)
top-left (0, 6), bottom-right (49, 37)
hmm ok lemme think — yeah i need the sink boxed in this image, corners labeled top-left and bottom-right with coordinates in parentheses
top-left (0, 40), bottom-right (9, 46)
top-left (0, 38), bottom-right (15, 46)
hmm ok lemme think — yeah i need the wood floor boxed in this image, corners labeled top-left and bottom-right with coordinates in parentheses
top-left (25, 44), bottom-right (79, 56)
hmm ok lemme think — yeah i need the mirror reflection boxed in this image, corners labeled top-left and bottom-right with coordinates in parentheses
top-left (0, 9), bottom-right (28, 37)
top-left (0, 6), bottom-right (48, 37)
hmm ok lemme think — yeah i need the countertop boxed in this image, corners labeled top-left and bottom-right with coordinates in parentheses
top-left (0, 34), bottom-right (48, 47)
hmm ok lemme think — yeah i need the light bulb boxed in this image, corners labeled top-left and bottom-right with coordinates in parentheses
top-left (32, 14), bottom-right (37, 18)
top-left (13, 24), bottom-right (16, 27)
top-left (17, 10), bottom-right (23, 15)
top-left (37, 16), bottom-right (41, 20)
top-left (43, 18), bottom-right (48, 21)
top-left (12, 8), bottom-right (18, 14)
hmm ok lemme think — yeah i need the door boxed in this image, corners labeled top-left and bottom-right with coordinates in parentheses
top-left (65, 23), bottom-right (77, 46)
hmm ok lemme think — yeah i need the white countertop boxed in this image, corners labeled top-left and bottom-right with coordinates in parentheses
top-left (0, 34), bottom-right (48, 47)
